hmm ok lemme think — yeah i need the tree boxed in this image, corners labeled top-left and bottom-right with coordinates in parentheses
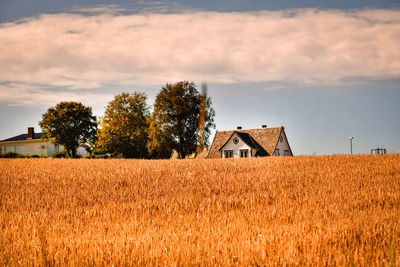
top-left (148, 81), bottom-right (215, 159)
top-left (147, 115), bottom-right (174, 159)
top-left (97, 92), bottom-right (149, 158)
top-left (39, 102), bottom-right (97, 158)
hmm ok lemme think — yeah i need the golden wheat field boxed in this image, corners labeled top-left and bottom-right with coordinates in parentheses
top-left (0, 155), bottom-right (399, 266)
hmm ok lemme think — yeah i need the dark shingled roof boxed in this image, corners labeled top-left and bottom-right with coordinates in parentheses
top-left (1, 133), bottom-right (43, 142)
top-left (207, 127), bottom-right (284, 158)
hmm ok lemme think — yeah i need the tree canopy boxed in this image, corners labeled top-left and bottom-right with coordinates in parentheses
top-left (39, 101), bottom-right (97, 158)
top-left (147, 114), bottom-right (174, 159)
top-left (148, 81), bottom-right (215, 159)
top-left (97, 92), bottom-right (149, 158)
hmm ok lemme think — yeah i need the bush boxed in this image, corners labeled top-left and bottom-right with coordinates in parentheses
top-left (0, 152), bottom-right (26, 158)
top-left (51, 151), bottom-right (68, 158)
top-left (0, 153), bottom-right (48, 158)
top-left (84, 154), bottom-right (97, 159)
top-left (89, 147), bottom-right (110, 158)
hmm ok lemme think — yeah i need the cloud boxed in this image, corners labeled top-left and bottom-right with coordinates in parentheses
top-left (0, 83), bottom-right (113, 107)
top-left (70, 4), bottom-right (127, 15)
top-left (0, 8), bottom-right (399, 105)
top-left (69, 2), bottom-right (199, 16)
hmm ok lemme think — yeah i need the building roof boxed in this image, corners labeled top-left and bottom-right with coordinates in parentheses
top-left (1, 133), bottom-right (42, 142)
top-left (207, 126), bottom-right (284, 158)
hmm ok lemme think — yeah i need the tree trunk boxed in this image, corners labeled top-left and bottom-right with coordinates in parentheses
top-left (71, 147), bottom-right (77, 158)
top-left (178, 149), bottom-right (186, 159)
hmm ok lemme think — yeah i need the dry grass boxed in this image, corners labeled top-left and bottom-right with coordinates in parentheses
top-left (0, 155), bottom-right (399, 265)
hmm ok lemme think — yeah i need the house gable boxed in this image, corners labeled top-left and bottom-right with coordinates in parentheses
top-left (219, 132), bottom-right (254, 158)
top-left (218, 131), bottom-right (268, 158)
top-left (272, 128), bottom-right (293, 156)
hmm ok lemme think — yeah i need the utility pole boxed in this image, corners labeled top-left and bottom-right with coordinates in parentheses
top-left (349, 136), bottom-right (354, 155)
top-left (197, 82), bottom-right (207, 154)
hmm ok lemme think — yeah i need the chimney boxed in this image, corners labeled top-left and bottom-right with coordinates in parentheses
top-left (262, 124), bottom-right (267, 128)
top-left (237, 126), bottom-right (242, 130)
top-left (27, 127), bottom-right (34, 139)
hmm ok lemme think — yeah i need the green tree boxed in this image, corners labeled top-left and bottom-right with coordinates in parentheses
top-left (147, 115), bottom-right (173, 159)
top-left (39, 102), bottom-right (97, 158)
top-left (148, 81), bottom-right (215, 159)
top-left (97, 92), bottom-right (149, 158)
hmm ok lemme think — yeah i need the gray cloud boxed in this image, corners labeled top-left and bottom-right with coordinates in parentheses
top-left (0, 83), bottom-right (113, 107)
top-left (0, 8), bottom-right (399, 105)
top-left (70, 4), bottom-right (128, 15)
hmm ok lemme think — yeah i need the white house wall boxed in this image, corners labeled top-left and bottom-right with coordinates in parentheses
top-left (76, 146), bottom-right (89, 157)
top-left (47, 142), bottom-right (63, 156)
top-left (0, 140), bottom-right (87, 157)
top-left (221, 133), bottom-right (252, 158)
top-left (275, 130), bottom-right (291, 156)
top-left (2, 141), bottom-right (48, 156)
top-left (47, 143), bottom-right (87, 157)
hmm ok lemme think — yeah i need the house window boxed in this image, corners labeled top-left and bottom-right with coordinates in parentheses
top-left (274, 149), bottom-right (280, 156)
top-left (284, 150), bottom-right (289, 156)
top-left (224, 150), bottom-right (233, 158)
top-left (240, 149), bottom-right (248, 158)
top-left (280, 135), bottom-right (283, 143)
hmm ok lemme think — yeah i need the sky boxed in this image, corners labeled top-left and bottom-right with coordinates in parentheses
top-left (1, 0), bottom-right (400, 155)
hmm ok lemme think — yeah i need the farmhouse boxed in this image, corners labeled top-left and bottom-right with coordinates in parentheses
top-left (0, 127), bottom-right (88, 157)
top-left (207, 125), bottom-right (293, 158)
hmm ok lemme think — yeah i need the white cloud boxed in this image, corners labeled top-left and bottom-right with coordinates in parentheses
top-left (0, 8), bottom-right (399, 105)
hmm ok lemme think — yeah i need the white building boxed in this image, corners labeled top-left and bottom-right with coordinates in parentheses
top-left (0, 127), bottom-right (88, 157)
top-left (207, 125), bottom-right (293, 158)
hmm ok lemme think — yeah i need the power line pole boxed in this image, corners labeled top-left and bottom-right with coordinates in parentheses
top-left (197, 82), bottom-right (207, 154)
top-left (349, 136), bottom-right (354, 155)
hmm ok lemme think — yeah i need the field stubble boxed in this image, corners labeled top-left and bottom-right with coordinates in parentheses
top-left (0, 155), bottom-right (399, 265)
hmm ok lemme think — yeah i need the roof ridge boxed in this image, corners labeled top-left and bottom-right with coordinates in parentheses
top-left (217, 126), bottom-right (282, 132)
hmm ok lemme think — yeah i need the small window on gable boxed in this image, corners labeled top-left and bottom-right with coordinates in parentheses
top-left (224, 150), bottom-right (233, 158)
top-left (240, 149), bottom-right (248, 158)
top-left (280, 135), bottom-right (283, 143)
top-left (284, 150), bottom-right (289, 156)
top-left (274, 149), bottom-right (280, 156)
top-left (233, 137), bottom-right (239, 144)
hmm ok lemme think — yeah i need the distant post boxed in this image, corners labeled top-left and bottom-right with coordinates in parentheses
top-left (349, 136), bottom-right (354, 155)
